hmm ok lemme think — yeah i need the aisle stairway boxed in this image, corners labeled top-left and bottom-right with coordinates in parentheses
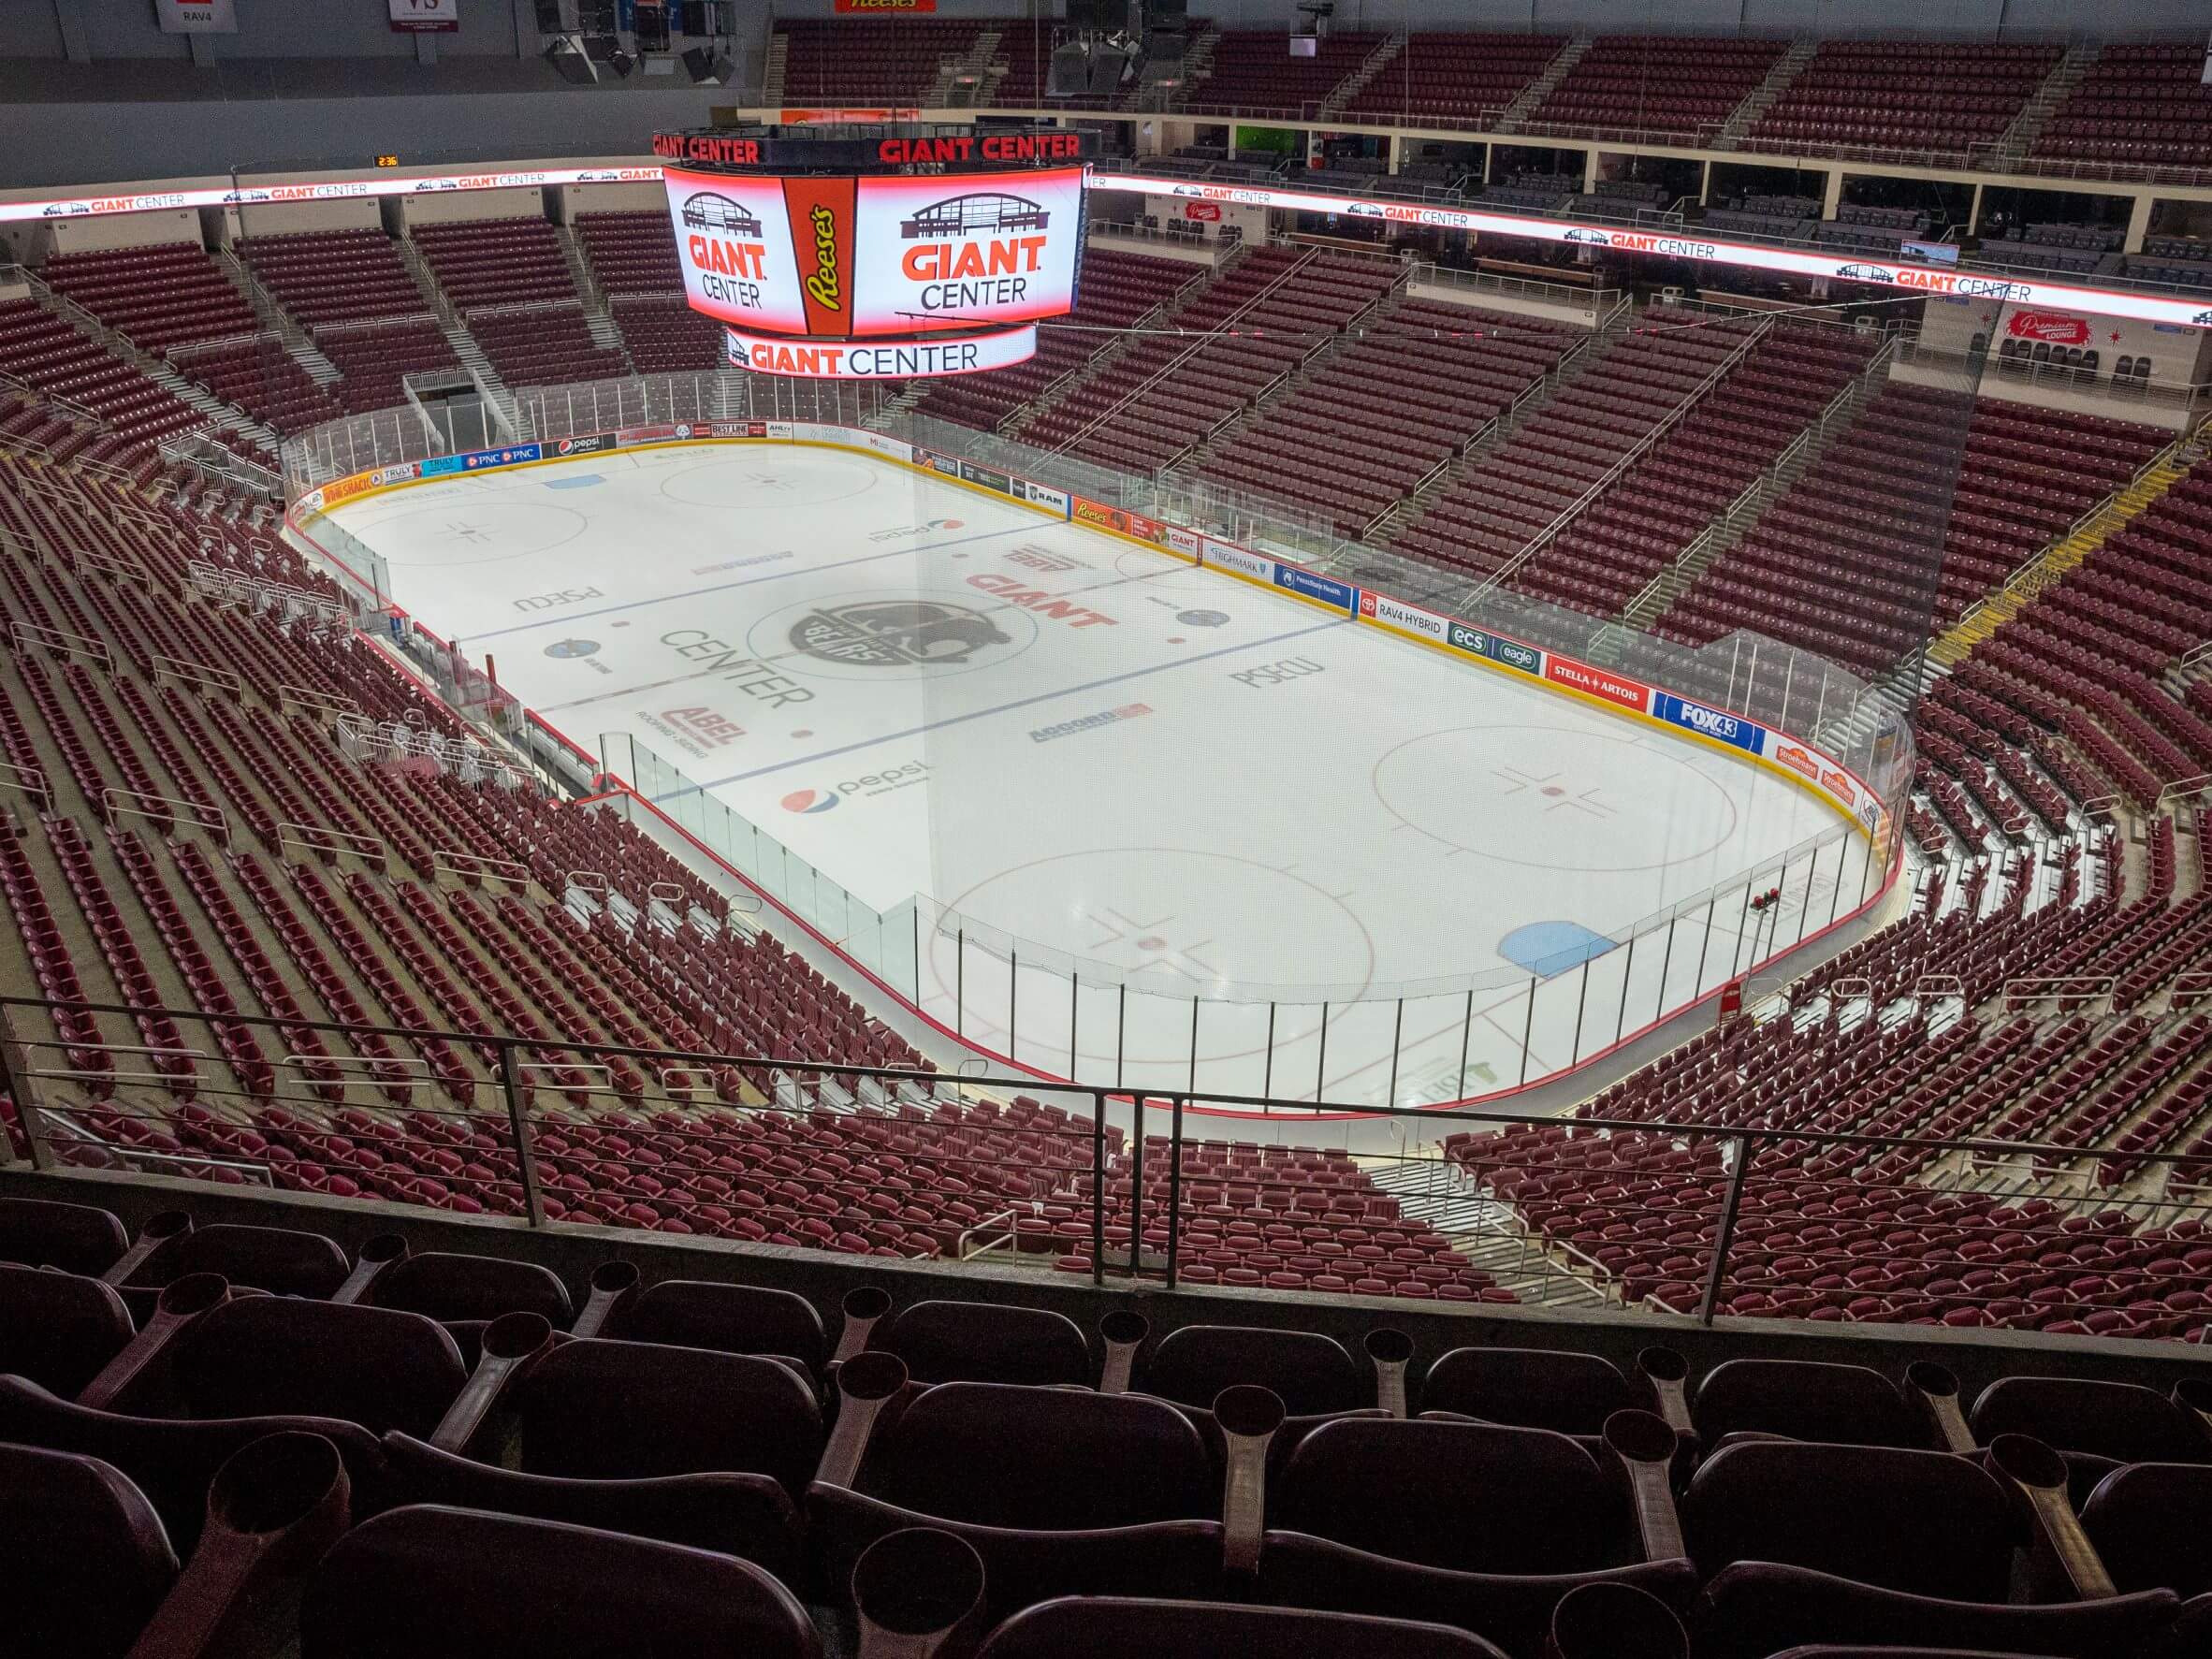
top-left (1931, 430), bottom-right (2204, 666)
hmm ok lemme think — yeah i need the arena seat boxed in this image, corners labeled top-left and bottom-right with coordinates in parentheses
top-left (0, 1440), bottom-right (180, 1659)
top-left (298, 1504), bottom-right (822, 1659)
top-left (976, 1596), bottom-right (1512, 1659)
top-left (1688, 1359), bottom-right (1934, 1449)
top-left (1258, 1415), bottom-right (1698, 1657)
top-left (1419, 1346), bottom-right (1666, 1438)
top-left (595, 1277), bottom-right (829, 1375)
top-left (865, 1297), bottom-right (1095, 1388)
top-left (1681, 1439), bottom-right (2180, 1659)
top-left (808, 1378), bottom-right (1226, 1624)
top-left (0, 1262), bottom-right (133, 1398)
top-left (0, 1194), bottom-right (128, 1274)
top-left (1140, 1322), bottom-right (1366, 1417)
top-left (0, 1375), bottom-right (386, 1556)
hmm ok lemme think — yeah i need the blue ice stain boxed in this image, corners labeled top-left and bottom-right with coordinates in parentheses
top-left (1501, 920), bottom-right (1615, 978)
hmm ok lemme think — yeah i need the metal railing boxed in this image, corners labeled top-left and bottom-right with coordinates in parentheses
top-left (9, 991), bottom-right (2212, 1339)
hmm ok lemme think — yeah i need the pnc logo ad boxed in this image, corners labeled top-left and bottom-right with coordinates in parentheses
top-left (781, 789), bottom-right (840, 814)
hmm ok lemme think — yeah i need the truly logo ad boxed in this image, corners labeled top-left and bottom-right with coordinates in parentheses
top-left (1030, 704), bottom-right (1152, 744)
top-left (1655, 691), bottom-right (1762, 753)
top-left (1544, 655), bottom-right (1650, 713)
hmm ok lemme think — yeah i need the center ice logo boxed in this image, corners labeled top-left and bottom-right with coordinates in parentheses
top-left (788, 599), bottom-right (1010, 668)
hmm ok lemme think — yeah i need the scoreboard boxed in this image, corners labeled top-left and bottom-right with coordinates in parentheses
top-left (653, 122), bottom-right (1096, 379)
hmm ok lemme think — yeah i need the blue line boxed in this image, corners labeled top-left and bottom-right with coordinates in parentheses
top-left (458, 521), bottom-right (1041, 644)
top-left (653, 615), bottom-right (1349, 802)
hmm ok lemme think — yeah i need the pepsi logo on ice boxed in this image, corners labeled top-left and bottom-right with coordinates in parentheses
top-left (782, 789), bottom-right (839, 814)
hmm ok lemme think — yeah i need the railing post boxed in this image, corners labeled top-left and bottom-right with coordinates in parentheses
top-left (1315, 999), bottom-right (1330, 1103)
top-left (1456, 989), bottom-right (1473, 1099)
top-left (1385, 997), bottom-right (1403, 1109)
top-left (498, 1041), bottom-right (546, 1228)
top-left (1519, 976), bottom-right (1536, 1085)
top-left (1091, 1091), bottom-right (1106, 1287)
top-left (1165, 1094), bottom-right (1185, 1290)
top-left (1614, 930), bottom-right (1637, 1048)
top-left (0, 1006), bottom-right (51, 1171)
top-left (1127, 1096), bottom-right (1144, 1276)
top-left (1696, 1132), bottom-right (1757, 1327)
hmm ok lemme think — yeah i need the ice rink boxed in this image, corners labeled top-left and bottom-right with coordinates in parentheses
top-left (327, 441), bottom-right (1875, 1108)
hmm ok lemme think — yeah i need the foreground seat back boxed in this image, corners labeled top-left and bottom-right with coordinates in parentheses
top-left (1256, 1415), bottom-right (1697, 1656)
top-left (862, 1381), bottom-right (1212, 1530)
top-left (122, 1223), bottom-right (350, 1301)
top-left (1971, 1376), bottom-right (2212, 1467)
top-left (976, 1595), bottom-right (1511, 1658)
top-left (171, 1297), bottom-right (466, 1437)
top-left (870, 1300), bottom-right (1091, 1387)
top-left (299, 1504), bottom-right (822, 1658)
top-left (0, 1261), bottom-right (132, 1396)
top-left (517, 1336), bottom-right (822, 1496)
top-left (379, 1431), bottom-right (803, 1573)
top-left (1419, 1346), bottom-right (1642, 1435)
top-left (0, 1375), bottom-right (386, 1555)
top-left (366, 1252), bottom-right (574, 1327)
top-left (0, 1440), bottom-right (179, 1659)
top-left (809, 1380), bottom-right (1224, 1623)
top-left (1273, 1416), bottom-right (1636, 1574)
top-left (2082, 1462), bottom-right (2212, 1596)
top-left (1684, 1441), bottom-right (2178, 1659)
top-left (1143, 1324), bottom-right (1362, 1416)
top-left (0, 1196), bottom-right (128, 1275)
top-left (1691, 1359), bottom-right (1927, 1448)
top-left (604, 1278), bottom-right (827, 1374)
top-left (1686, 1441), bottom-right (2017, 1599)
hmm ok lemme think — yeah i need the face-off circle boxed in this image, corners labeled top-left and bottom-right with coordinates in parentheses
top-left (748, 588), bottom-right (1041, 682)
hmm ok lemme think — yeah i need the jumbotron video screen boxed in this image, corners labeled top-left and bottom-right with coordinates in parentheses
top-left (653, 123), bottom-right (1097, 378)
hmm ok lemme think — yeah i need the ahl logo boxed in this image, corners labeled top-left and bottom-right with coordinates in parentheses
top-left (780, 789), bottom-right (839, 814)
top-left (789, 599), bottom-right (1010, 667)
